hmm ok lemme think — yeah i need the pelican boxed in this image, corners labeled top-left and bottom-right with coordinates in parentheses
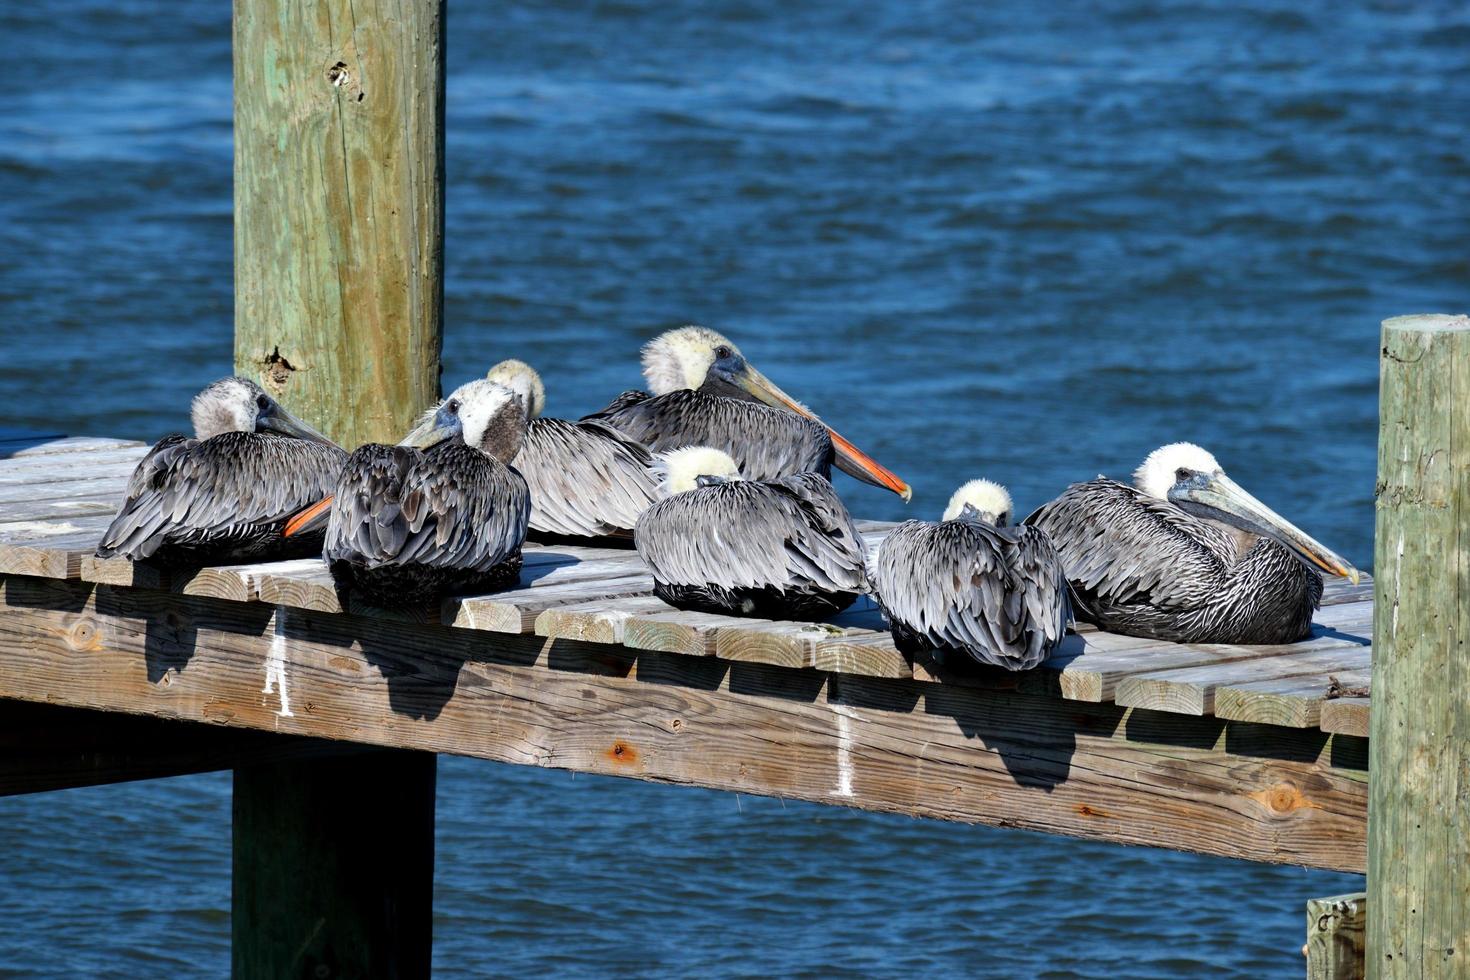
top-left (634, 447), bottom-right (868, 620)
top-left (868, 479), bottom-right (1071, 671)
top-left (1024, 443), bottom-right (1359, 644)
top-left (316, 380), bottom-right (531, 609)
top-left (96, 377), bottom-right (345, 567)
top-left (484, 359), bottom-right (659, 541)
top-left (586, 326), bottom-right (911, 499)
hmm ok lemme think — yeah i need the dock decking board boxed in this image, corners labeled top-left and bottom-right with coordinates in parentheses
top-left (0, 438), bottom-right (1375, 743)
top-left (0, 575), bottom-right (1367, 872)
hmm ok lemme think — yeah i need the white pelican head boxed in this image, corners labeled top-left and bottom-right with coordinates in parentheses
top-left (641, 325), bottom-right (740, 395)
top-left (401, 380), bottom-right (528, 462)
top-left (485, 359), bottom-right (545, 419)
top-left (637, 325), bottom-right (912, 501)
top-left (1133, 442), bottom-right (1358, 584)
top-left (191, 377), bottom-right (336, 445)
top-left (653, 446), bottom-right (742, 496)
top-left (942, 478), bottom-right (1014, 526)
top-left (1133, 442), bottom-right (1222, 500)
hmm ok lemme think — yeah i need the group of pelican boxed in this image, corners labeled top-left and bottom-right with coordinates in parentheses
top-left (98, 326), bottom-right (1359, 671)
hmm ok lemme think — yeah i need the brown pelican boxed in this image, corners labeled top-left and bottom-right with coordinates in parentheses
top-left (1024, 443), bottom-right (1359, 644)
top-left (317, 380), bottom-right (531, 609)
top-left (586, 326), bottom-right (911, 500)
top-left (868, 479), bottom-right (1071, 671)
top-left (96, 377), bottom-right (345, 567)
top-left (485, 359), bottom-right (659, 541)
top-left (634, 447), bottom-right (868, 619)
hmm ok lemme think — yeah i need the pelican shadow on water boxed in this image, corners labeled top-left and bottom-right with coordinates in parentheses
top-left (485, 358), bottom-right (659, 543)
top-left (869, 479), bottom-right (1071, 671)
top-left (586, 326), bottom-right (911, 499)
top-left (96, 377), bottom-right (345, 568)
top-left (634, 447), bottom-right (868, 620)
top-left (287, 380), bottom-right (532, 610)
top-left (1025, 442), bottom-right (1359, 644)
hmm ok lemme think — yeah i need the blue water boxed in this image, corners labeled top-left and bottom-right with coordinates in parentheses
top-left (5, 0), bottom-right (1468, 974)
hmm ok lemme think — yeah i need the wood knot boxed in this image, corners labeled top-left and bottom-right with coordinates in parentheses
top-left (1074, 803), bottom-right (1113, 819)
top-left (1249, 781), bottom-right (1321, 815)
top-left (66, 618), bottom-right (99, 651)
top-left (326, 61), bottom-right (350, 87)
top-left (606, 741), bottom-right (637, 764)
top-left (261, 346), bottom-right (295, 394)
top-left (669, 718), bottom-right (684, 732)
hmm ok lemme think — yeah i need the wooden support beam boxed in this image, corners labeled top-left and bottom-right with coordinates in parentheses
top-left (1307, 892), bottom-right (1366, 980)
top-left (232, 0), bottom-right (446, 446)
top-left (0, 699), bottom-right (351, 797)
top-left (233, 749), bottom-right (436, 979)
top-left (1368, 314), bottom-right (1470, 977)
top-left (0, 576), bottom-right (1369, 872)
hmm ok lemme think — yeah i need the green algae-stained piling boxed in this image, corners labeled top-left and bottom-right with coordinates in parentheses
top-left (230, 1), bottom-right (445, 971)
top-left (1368, 314), bottom-right (1470, 978)
top-left (232, 0), bottom-right (446, 447)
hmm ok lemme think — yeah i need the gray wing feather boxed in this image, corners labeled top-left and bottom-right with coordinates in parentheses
top-left (1023, 478), bottom-right (1234, 612)
top-left (327, 443), bottom-right (530, 572)
top-left (516, 418), bottom-right (659, 538)
top-left (635, 476), bottom-right (866, 593)
top-left (592, 388), bottom-right (834, 482)
top-left (98, 432), bottom-right (345, 559)
top-left (870, 519), bottom-right (1071, 670)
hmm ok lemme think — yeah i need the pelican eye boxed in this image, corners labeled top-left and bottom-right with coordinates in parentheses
top-left (1174, 467), bottom-right (1192, 482)
top-left (714, 345), bottom-right (733, 360)
top-left (446, 399), bottom-right (460, 416)
top-left (256, 394), bottom-right (270, 411)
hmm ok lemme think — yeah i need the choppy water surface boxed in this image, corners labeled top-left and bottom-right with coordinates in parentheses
top-left (4, 0), bottom-right (1468, 974)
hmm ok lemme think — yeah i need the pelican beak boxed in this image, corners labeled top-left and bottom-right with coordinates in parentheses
top-left (282, 496), bottom-right (334, 538)
top-left (398, 412), bottom-right (459, 450)
top-left (730, 363), bottom-right (913, 502)
top-left (257, 406), bottom-right (339, 447)
top-left (1176, 473), bottom-right (1360, 584)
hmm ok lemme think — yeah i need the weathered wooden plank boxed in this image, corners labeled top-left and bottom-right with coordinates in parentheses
top-left (1116, 645), bottom-right (1371, 717)
top-left (1368, 314), bottom-right (1470, 975)
top-left (0, 575), bottom-right (1368, 872)
top-left (1306, 892), bottom-right (1366, 979)
top-left (0, 494), bottom-right (122, 522)
top-left (0, 448), bottom-right (150, 483)
top-left (535, 594), bottom-right (673, 644)
top-left (715, 621), bottom-right (856, 669)
top-left (446, 570), bottom-right (654, 634)
top-left (621, 608), bottom-right (750, 657)
top-left (0, 475), bottom-right (131, 506)
top-left (1, 437), bottom-right (147, 457)
top-left (1055, 600), bottom-right (1373, 705)
top-left (233, 0), bottom-right (445, 450)
top-left (1215, 668), bottom-right (1372, 729)
top-left (80, 556), bottom-right (266, 604)
top-left (1321, 697), bottom-right (1370, 738)
top-left (249, 549), bottom-right (632, 619)
top-left (0, 699), bottom-right (354, 797)
top-left (1321, 575), bottom-right (1375, 606)
top-left (0, 517), bottom-right (114, 579)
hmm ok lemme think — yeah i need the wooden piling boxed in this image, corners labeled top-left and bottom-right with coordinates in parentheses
top-left (232, 0), bottom-right (446, 446)
top-left (230, 1), bottom-right (446, 969)
top-left (1368, 314), bottom-right (1470, 977)
top-left (1307, 893), bottom-right (1367, 980)
top-left (232, 750), bottom-right (436, 979)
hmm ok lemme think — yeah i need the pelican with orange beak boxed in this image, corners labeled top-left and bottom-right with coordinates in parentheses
top-left (1025, 443), bottom-right (1360, 644)
top-left (585, 326), bottom-right (911, 500)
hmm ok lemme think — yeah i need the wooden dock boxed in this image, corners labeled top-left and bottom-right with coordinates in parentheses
top-left (0, 430), bottom-right (1372, 878)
